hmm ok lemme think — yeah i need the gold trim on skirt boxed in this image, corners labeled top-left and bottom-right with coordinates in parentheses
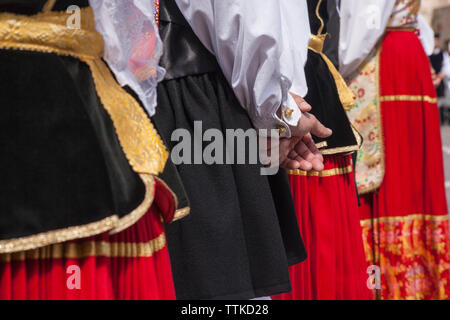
top-left (287, 164), bottom-right (353, 177)
top-left (0, 232), bottom-right (167, 263)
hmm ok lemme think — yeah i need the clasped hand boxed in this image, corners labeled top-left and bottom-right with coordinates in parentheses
top-left (267, 93), bottom-right (332, 172)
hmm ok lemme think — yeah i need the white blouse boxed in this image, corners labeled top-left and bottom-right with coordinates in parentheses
top-left (339, 0), bottom-right (396, 78)
top-left (90, 0), bottom-right (165, 117)
top-left (418, 14), bottom-right (434, 56)
top-left (174, 0), bottom-right (311, 137)
top-left (339, 0), bottom-right (430, 78)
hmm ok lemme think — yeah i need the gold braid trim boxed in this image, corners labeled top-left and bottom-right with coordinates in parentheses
top-left (0, 216), bottom-right (118, 255)
top-left (380, 95), bottom-right (437, 104)
top-left (315, 0), bottom-right (325, 36)
top-left (0, 8), bottom-right (168, 176)
top-left (287, 164), bottom-right (353, 177)
top-left (87, 58), bottom-right (168, 175)
top-left (0, 174), bottom-right (156, 254)
top-left (173, 207), bottom-right (191, 222)
top-left (0, 233), bottom-right (167, 263)
top-left (360, 213), bottom-right (449, 227)
top-left (315, 141), bottom-right (328, 149)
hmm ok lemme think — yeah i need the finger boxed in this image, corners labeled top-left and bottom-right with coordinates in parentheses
top-left (281, 159), bottom-right (302, 170)
top-left (303, 134), bottom-right (324, 162)
top-left (294, 140), bottom-right (318, 165)
top-left (311, 117), bottom-right (333, 138)
top-left (301, 134), bottom-right (325, 171)
top-left (290, 92), bottom-right (312, 113)
top-left (294, 155), bottom-right (313, 171)
top-left (279, 139), bottom-right (293, 162)
top-left (297, 145), bottom-right (320, 171)
top-left (288, 149), bottom-right (299, 160)
top-left (298, 101), bottom-right (312, 113)
top-left (309, 157), bottom-right (324, 171)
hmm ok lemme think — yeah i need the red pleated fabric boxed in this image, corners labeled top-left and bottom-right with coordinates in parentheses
top-left (273, 154), bottom-right (372, 300)
top-left (0, 180), bottom-right (176, 300)
top-left (359, 31), bottom-right (450, 300)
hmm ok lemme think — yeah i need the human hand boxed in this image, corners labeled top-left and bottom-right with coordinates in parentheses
top-left (288, 93), bottom-right (332, 139)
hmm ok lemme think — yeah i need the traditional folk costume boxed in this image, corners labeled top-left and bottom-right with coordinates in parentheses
top-left (273, 0), bottom-right (371, 300)
top-left (0, 0), bottom-right (187, 300)
top-left (340, 0), bottom-right (450, 299)
top-left (152, 0), bottom-right (309, 300)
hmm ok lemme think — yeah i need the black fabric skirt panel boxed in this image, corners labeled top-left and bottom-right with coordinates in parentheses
top-left (153, 72), bottom-right (306, 300)
top-left (304, 50), bottom-right (358, 149)
top-left (0, 49), bottom-right (145, 240)
top-left (267, 173), bottom-right (307, 266)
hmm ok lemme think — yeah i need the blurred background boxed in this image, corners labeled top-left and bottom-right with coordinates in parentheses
top-left (421, 0), bottom-right (450, 207)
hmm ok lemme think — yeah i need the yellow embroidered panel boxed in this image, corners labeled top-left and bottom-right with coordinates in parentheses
top-left (346, 48), bottom-right (385, 194)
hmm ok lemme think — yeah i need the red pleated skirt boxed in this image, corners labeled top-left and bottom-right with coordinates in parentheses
top-left (0, 179), bottom-right (176, 300)
top-left (359, 31), bottom-right (450, 300)
top-left (273, 154), bottom-right (372, 300)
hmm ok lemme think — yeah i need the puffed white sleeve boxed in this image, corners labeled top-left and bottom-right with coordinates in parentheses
top-left (417, 14), bottom-right (435, 56)
top-left (174, 0), bottom-right (310, 137)
top-left (90, 0), bottom-right (165, 117)
top-left (339, 0), bottom-right (395, 78)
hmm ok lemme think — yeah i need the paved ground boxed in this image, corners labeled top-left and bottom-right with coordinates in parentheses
top-left (441, 125), bottom-right (450, 207)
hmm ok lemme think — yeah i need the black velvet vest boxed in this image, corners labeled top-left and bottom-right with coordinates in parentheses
top-left (304, 0), bottom-right (359, 153)
top-left (158, 0), bottom-right (220, 80)
top-left (0, 0), bottom-right (148, 246)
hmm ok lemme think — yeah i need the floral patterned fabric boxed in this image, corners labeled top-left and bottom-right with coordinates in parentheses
top-left (361, 215), bottom-right (450, 300)
top-left (347, 49), bottom-right (384, 194)
top-left (388, 0), bottom-right (420, 28)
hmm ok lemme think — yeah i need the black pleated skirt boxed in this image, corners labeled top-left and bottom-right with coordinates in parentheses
top-left (153, 71), bottom-right (306, 300)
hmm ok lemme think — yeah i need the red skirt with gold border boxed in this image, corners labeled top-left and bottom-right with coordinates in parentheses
top-left (0, 179), bottom-right (177, 300)
top-left (359, 30), bottom-right (450, 300)
top-left (273, 154), bottom-right (372, 300)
